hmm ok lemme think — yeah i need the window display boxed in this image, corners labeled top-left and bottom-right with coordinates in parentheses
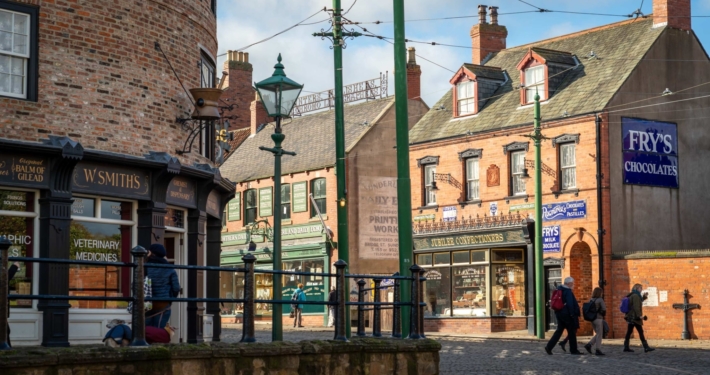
top-left (492, 264), bottom-right (526, 316)
top-left (283, 258), bottom-right (325, 314)
top-left (0, 189), bottom-right (34, 308)
top-left (423, 267), bottom-right (450, 317)
top-left (452, 266), bottom-right (487, 316)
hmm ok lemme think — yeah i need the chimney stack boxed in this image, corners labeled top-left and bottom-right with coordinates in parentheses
top-left (220, 50), bottom-right (253, 130)
top-left (470, 5), bottom-right (508, 65)
top-left (250, 91), bottom-right (269, 136)
top-left (653, 0), bottom-right (691, 31)
top-left (406, 47), bottom-right (421, 100)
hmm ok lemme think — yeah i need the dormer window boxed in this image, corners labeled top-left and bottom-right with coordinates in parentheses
top-left (516, 47), bottom-right (577, 105)
top-left (449, 63), bottom-right (506, 117)
top-left (524, 66), bottom-right (545, 103)
top-left (456, 81), bottom-right (475, 116)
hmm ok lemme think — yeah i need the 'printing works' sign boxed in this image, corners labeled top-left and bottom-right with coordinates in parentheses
top-left (622, 117), bottom-right (679, 188)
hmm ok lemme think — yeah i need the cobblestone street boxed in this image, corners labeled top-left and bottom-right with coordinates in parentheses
top-left (222, 327), bottom-right (710, 374)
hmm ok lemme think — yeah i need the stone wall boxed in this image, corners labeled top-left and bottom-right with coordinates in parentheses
top-left (0, 338), bottom-right (441, 375)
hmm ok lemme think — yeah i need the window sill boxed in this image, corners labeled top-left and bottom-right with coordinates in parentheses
top-left (417, 205), bottom-right (439, 213)
top-left (309, 215), bottom-right (327, 221)
top-left (552, 188), bottom-right (579, 198)
top-left (281, 219), bottom-right (292, 225)
top-left (505, 195), bottom-right (529, 204)
top-left (459, 199), bottom-right (482, 208)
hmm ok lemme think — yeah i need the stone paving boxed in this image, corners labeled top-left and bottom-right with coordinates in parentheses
top-left (221, 326), bottom-right (710, 375)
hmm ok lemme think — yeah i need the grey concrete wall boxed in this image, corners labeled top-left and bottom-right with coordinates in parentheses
top-left (607, 28), bottom-right (710, 253)
top-left (347, 99), bottom-right (429, 274)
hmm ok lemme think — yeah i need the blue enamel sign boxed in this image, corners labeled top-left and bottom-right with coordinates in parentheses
top-left (542, 200), bottom-right (586, 221)
top-left (542, 225), bottom-right (561, 253)
top-left (622, 118), bottom-right (679, 188)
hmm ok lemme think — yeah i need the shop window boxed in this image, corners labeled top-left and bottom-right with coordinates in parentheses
top-left (0, 189), bottom-right (35, 308)
top-left (510, 150), bottom-right (526, 196)
top-left (559, 143), bottom-right (576, 189)
top-left (471, 250), bottom-right (487, 263)
top-left (465, 158), bottom-right (479, 200)
top-left (452, 265), bottom-right (488, 316)
top-left (0, 3), bottom-right (38, 101)
top-left (423, 267), bottom-right (450, 317)
top-left (219, 267), bottom-right (243, 316)
top-left (452, 251), bottom-right (469, 264)
top-left (492, 264), bottom-right (526, 316)
top-left (433, 252), bottom-right (450, 266)
top-left (254, 266), bottom-right (273, 316)
top-left (310, 178), bottom-right (326, 218)
top-left (424, 164), bottom-right (436, 205)
top-left (69, 197), bottom-right (132, 309)
top-left (281, 184), bottom-right (291, 220)
top-left (416, 253), bottom-right (432, 266)
top-left (244, 189), bottom-right (257, 224)
top-left (492, 249), bottom-right (524, 263)
top-left (282, 258), bottom-right (325, 314)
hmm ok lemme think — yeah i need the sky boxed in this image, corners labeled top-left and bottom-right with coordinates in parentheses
top-left (216, 0), bottom-right (710, 107)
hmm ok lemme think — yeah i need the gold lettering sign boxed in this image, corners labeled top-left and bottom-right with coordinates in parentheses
top-left (166, 176), bottom-right (196, 208)
top-left (0, 155), bottom-right (50, 188)
top-left (417, 231), bottom-right (520, 250)
top-left (72, 162), bottom-right (150, 198)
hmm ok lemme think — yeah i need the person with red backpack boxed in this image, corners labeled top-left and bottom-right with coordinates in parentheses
top-left (623, 284), bottom-right (655, 353)
top-left (544, 277), bottom-right (583, 355)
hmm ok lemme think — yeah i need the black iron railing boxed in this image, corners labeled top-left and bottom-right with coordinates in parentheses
top-left (0, 238), bottom-right (426, 349)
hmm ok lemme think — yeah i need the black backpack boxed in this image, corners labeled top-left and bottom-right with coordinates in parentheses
top-left (582, 298), bottom-right (599, 322)
top-left (290, 290), bottom-right (300, 309)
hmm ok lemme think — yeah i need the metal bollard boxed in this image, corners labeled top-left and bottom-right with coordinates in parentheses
top-left (0, 237), bottom-right (11, 350)
top-left (418, 269), bottom-right (427, 338)
top-left (391, 272), bottom-right (402, 338)
top-left (408, 264), bottom-right (423, 339)
top-left (240, 253), bottom-right (256, 343)
top-left (130, 246), bottom-right (149, 347)
top-left (356, 279), bottom-right (366, 336)
top-left (372, 278), bottom-right (382, 337)
top-left (333, 260), bottom-right (348, 342)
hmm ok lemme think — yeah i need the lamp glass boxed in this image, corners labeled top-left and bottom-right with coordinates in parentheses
top-left (254, 54), bottom-right (304, 118)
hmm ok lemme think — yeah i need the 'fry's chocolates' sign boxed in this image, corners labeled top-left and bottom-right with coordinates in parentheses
top-left (622, 118), bottom-right (679, 188)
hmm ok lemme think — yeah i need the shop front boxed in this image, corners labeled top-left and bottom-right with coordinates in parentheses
top-left (220, 222), bottom-right (332, 326)
top-left (0, 138), bottom-right (234, 346)
top-left (413, 219), bottom-right (535, 334)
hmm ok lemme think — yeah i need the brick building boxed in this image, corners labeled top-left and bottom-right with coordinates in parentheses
top-left (0, 0), bottom-right (234, 346)
top-left (218, 50), bottom-right (428, 326)
top-left (408, 0), bottom-right (710, 339)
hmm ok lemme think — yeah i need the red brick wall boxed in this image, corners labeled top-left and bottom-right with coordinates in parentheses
top-left (220, 52), bottom-right (253, 130)
top-left (470, 23), bottom-right (507, 65)
top-left (569, 241), bottom-right (594, 335)
top-left (424, 317), bottom-right (527, 334)
top-left (653, 0), bottom-right (691, 31)
top-left (610, 257), bottom-right (710, 339)
top-left (0, 0), bottom-right (218, 167)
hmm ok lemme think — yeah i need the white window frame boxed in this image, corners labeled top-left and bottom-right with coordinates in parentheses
top-left (456, 80), bottom-right (475, 116)
top-left (524, 66), bottom-right (545, 103)
top-left (424, 164), bottom-right (437, 205)
top-left (465, 158), bottom-right (480, 201)
top-left (560, 143), bottom-right (577, 189)
top-left (0, 8), bottom-right (30, 99)
top-left (511, 151), bottom-right (526, 196)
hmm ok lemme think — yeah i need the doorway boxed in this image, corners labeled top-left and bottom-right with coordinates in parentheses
top-left (545, 267), bottom-right (561, 331)
top-left (164, 233), bottom-right (186, 343)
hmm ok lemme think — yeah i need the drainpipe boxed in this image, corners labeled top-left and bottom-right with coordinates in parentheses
top-left (595, 115), bottom-right (606, 289)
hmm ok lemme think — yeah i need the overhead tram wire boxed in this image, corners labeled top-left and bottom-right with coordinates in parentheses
top-left (217, 8), bottom-right (328, 57)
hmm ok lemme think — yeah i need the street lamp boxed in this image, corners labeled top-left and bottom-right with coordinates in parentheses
top-left (254, 54), bottom-right (303, 342)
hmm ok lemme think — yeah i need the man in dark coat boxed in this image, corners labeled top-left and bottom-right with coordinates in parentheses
top-left (545, 276), bottom-right (583, 355)
top-left (5, 262), bottom-right (19, 347)
top-left (145, 244), bottom-right (180, 329)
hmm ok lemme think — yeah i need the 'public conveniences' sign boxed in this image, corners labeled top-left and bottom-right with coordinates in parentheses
top-left (542, 200), bottom-right (586, 221)
top-left (622, 117), bottom-right (679, 188)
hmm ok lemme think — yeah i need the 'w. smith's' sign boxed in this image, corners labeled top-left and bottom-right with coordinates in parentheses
top-left (622, 117), bottom-right (678, 188)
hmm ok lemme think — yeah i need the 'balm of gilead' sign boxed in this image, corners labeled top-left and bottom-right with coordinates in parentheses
top-left (622, 118), bottom-right (679, 188)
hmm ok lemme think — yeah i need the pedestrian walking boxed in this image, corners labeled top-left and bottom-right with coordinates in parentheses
top-left (4, 262), bottom-right (19, 348)
top-left (623, 283), bottom-right (655, 353)
top-left (292, 283), bottom-right (306, 328)
top-left (545, 277), bottom-right (583, 355)
top-left (145, 243), bottom-right (180, 329)
top-left (327, 287), bottom-right (337, 327)
top-left (584, 287), bottom-right (607, 356)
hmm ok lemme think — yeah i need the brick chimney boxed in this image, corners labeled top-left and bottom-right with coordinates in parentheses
top-left (250, 91), bottom-right (269, 135)
top-left (406, 47), bottom-right (421, 100)
top-left (220, 51), bottom-right (252, 130)
top-left (470, 5), bottom-right (507, 65)
top-left (653, 0), bottom-right (691, 31)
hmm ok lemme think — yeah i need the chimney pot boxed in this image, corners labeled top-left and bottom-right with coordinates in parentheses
top-left (489, 6), bottom-right (499, 25)
top-left (407, 47), bottom-right (417, 65)
top-left (478, 4), bottom-right (488, 24)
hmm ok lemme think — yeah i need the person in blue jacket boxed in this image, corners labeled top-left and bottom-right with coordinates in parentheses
top-left (292, 283), bottom-right (306, 328)
top-left (145, 243), bottom-right (180, 329)
top-left (545, 276), bottom-right (583, 355)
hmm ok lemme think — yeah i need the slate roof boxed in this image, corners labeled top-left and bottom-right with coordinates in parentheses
top-left (410, 18), bottom-right (664, 144)
top-left (531, 47), bottom-right (577, 66)
top-left (220, 98), bottom-right (393, 182)
top-left (223, 127), bottom-right (251, 162)
top-left (462, 64), bottom-right (507, 81)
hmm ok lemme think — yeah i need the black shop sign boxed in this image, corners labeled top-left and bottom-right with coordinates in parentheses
top-left (72, 161), bottom-right (151, 199)
top-left (0, 154), bottom-right (50, 189)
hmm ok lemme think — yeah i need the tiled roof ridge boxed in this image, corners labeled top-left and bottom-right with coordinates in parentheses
top-left (271, 96), bottom-right (394, 131)
top-left (501, 17), bottom-right (652, 53)
top-left (463, 63), bottom-right (504, 71)
top-left (530, 47), bottom-right (574, 55)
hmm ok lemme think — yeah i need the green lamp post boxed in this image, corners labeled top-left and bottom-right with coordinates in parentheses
top-left (254, 54), bottom-right (303, 342)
